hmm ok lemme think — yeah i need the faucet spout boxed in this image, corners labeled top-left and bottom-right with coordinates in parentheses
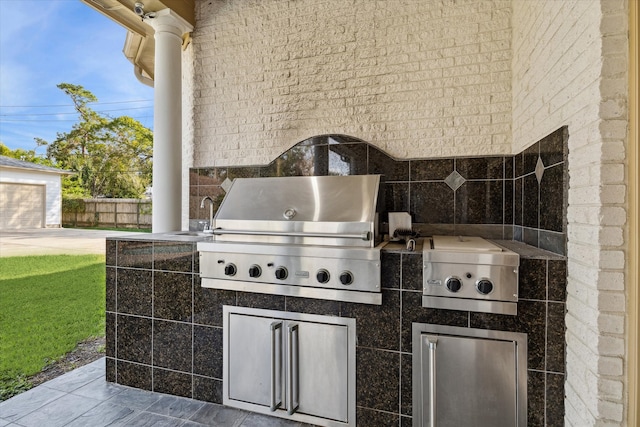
top-left (200, 196), bottom-right (215, 232)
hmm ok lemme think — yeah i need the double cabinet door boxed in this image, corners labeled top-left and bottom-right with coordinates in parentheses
top-left (223, 306), bottom-right (356, 427)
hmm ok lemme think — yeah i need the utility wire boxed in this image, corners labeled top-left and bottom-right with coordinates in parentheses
top-left (0, 100), bottom-right (153, 108)
top-left (1, 107), bottom-right (153, 117)
top-left (0, 116), bottom-right (154, 122)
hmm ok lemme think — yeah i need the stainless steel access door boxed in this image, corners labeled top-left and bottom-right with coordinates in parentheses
top-left (225, 306), bottom-right (356, 427)
top-left (413, 324), bottom-right (527, 427)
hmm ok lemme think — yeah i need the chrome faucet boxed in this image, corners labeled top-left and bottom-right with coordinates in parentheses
top-left (200, 196), bottom-right (214, 233)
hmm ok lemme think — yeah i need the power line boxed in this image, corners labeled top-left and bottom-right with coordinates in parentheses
top-left (0, 100), bottom-right (153, 108)
top-left (0, 116), bottom-right (154, 123)
top-left (1, 107), bottom-right (153, 117)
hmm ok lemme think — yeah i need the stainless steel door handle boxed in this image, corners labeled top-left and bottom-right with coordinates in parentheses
top-left (270, 321), bottom-right (283, 411)
top-left (427, 335), bottom-right (438, 427)
top-left (286, 323), bottom-right (299, 415)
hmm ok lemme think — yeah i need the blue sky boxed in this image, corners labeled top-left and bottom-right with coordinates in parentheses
top-left (0, 0), bottom-right (154, 154)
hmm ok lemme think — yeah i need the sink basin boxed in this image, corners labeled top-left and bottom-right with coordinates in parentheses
top-left (172, 231), bottom-right (212, 237)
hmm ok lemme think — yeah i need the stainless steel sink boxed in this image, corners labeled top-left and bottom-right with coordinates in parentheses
top-left (171, 231), bottom-right (212, 237)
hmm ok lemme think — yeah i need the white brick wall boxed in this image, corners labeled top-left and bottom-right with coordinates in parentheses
top-left (513, 0), bottom-right (629, 425)
top-left (182, 42), bottom-right (195, 230)
top-left (185, 0), bottom-right (632, 423)
top-left (191, 0), bottom-right (512, 167)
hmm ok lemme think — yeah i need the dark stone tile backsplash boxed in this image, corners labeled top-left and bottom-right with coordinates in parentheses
top-left (190, 127), bottom-right (568, 255)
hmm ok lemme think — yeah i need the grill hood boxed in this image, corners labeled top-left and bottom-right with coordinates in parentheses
top-left (211, 175), bottom-right (382, 247)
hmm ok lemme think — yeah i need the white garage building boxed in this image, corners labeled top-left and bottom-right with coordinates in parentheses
top-left (0, 155), bottom-right (71, 230)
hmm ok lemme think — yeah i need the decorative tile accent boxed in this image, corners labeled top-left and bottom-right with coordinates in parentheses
top-left (221, 178), bottom-right (232, 193)
top-left (444, 170), bottom-right (466, 191)
top-left (535, 156), bottom-right (545, 184)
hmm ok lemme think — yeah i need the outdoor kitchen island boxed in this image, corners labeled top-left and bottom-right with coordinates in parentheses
top-left (105, 233), bottom-right (566, 426)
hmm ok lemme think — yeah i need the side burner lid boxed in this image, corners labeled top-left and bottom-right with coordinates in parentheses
top-left (431, 235), bottom-right (503, 253)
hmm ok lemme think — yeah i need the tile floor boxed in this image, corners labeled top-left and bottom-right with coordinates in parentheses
top-left (0, 358), bottom-right (309, 426)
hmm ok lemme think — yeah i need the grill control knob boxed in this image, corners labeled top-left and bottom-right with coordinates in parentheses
top-left (317, 269), bottom-right (330, 284)
top-left (445, 277), bottom-right (462, 293)
top-left (275, 267), bottom-right (288, 280)
top-left (224, 263), bottom-right (237, 276)
top-left (339, 271), bottom-right (354, 286)
top-left (249, 265), bottom-right (262, 278)
top-left (476, 279), bottom-right (494, 295)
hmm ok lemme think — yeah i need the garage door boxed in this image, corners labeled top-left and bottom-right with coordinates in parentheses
top-left (0, 183), bottom-right (45, 229)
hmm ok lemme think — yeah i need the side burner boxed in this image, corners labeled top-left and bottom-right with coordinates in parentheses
top-left (422, 236), bottom-right (520, 315)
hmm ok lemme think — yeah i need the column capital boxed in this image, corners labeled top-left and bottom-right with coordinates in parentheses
top-left (145, 8), bottom-right (193, 36)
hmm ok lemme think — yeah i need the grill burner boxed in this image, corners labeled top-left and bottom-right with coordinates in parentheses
top-left (422, 236), bottom-right (520, 315)
top-left (197, 175), bottom-right (385, 305)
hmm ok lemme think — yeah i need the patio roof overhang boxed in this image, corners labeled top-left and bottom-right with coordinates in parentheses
top-left (80, 0), bottom-right (195, 85)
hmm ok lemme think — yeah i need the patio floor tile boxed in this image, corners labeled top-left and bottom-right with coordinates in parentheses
top-left (14, 393), bottom-right (101, 427)
top-left (0, 357), bottom-right (282, 427)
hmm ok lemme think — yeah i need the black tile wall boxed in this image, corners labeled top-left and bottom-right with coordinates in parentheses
top-left (109, 128), bottom-right (569, 425)
top-left (106, 240), bottom-right (566, 426)
top-left (190, 128), bottom-right (568, 255)
top-left (356, 348), bottom-right (400, 413)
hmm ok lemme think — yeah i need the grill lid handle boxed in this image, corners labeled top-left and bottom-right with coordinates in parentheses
top-left (211, 228), bottom-right (372, 241)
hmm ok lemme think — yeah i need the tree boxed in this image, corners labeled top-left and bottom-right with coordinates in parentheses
top-left (44, 83), bottom-right (153, 198)
top-left (0, 142), bottom-right (53, 166)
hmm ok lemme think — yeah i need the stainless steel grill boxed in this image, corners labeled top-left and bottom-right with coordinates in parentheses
top-left (197, 175), bottom-right (385, 305)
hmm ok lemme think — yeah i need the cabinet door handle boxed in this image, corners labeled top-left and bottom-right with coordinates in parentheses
top-left (286, 323), bottom-right (299, 415)
top-left (427, 335), bottom-right (438, 427)
top-left (270, 321), bottom-right (283, 411)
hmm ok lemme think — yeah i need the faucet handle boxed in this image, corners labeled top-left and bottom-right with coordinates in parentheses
top-left (199, 220), bottom-right (210, 231)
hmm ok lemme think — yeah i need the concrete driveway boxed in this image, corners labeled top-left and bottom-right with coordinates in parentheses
top-left (0, 228), bottom-right (147, 257)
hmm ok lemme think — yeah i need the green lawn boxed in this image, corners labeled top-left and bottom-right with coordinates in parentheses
top-left (0, 255), bottom-right (105, 400)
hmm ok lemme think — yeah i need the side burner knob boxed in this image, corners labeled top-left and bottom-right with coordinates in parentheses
top-left (224, 263), bottom-right (237, 276)
top-left (316, 269), bottom-right (330, 284)
top-left (339, 271), bottom-right (354, 286)
top-left (445, 277), bottom-right (462, 293)
top-left (249, 265), bottom-right (262, 278)
top-left (476, 279), bottom-right (494, 295)
top-left (275, 267), bottom-right (288, 280)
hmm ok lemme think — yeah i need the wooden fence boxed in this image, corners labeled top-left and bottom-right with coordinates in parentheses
top-left (62, 198), bottom-right (152, 229)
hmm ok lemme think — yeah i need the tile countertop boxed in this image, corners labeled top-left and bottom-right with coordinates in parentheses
top-left (106, 233), bottom-right (565, 259)
top-left (109, 231), bottom-right (216, 242)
